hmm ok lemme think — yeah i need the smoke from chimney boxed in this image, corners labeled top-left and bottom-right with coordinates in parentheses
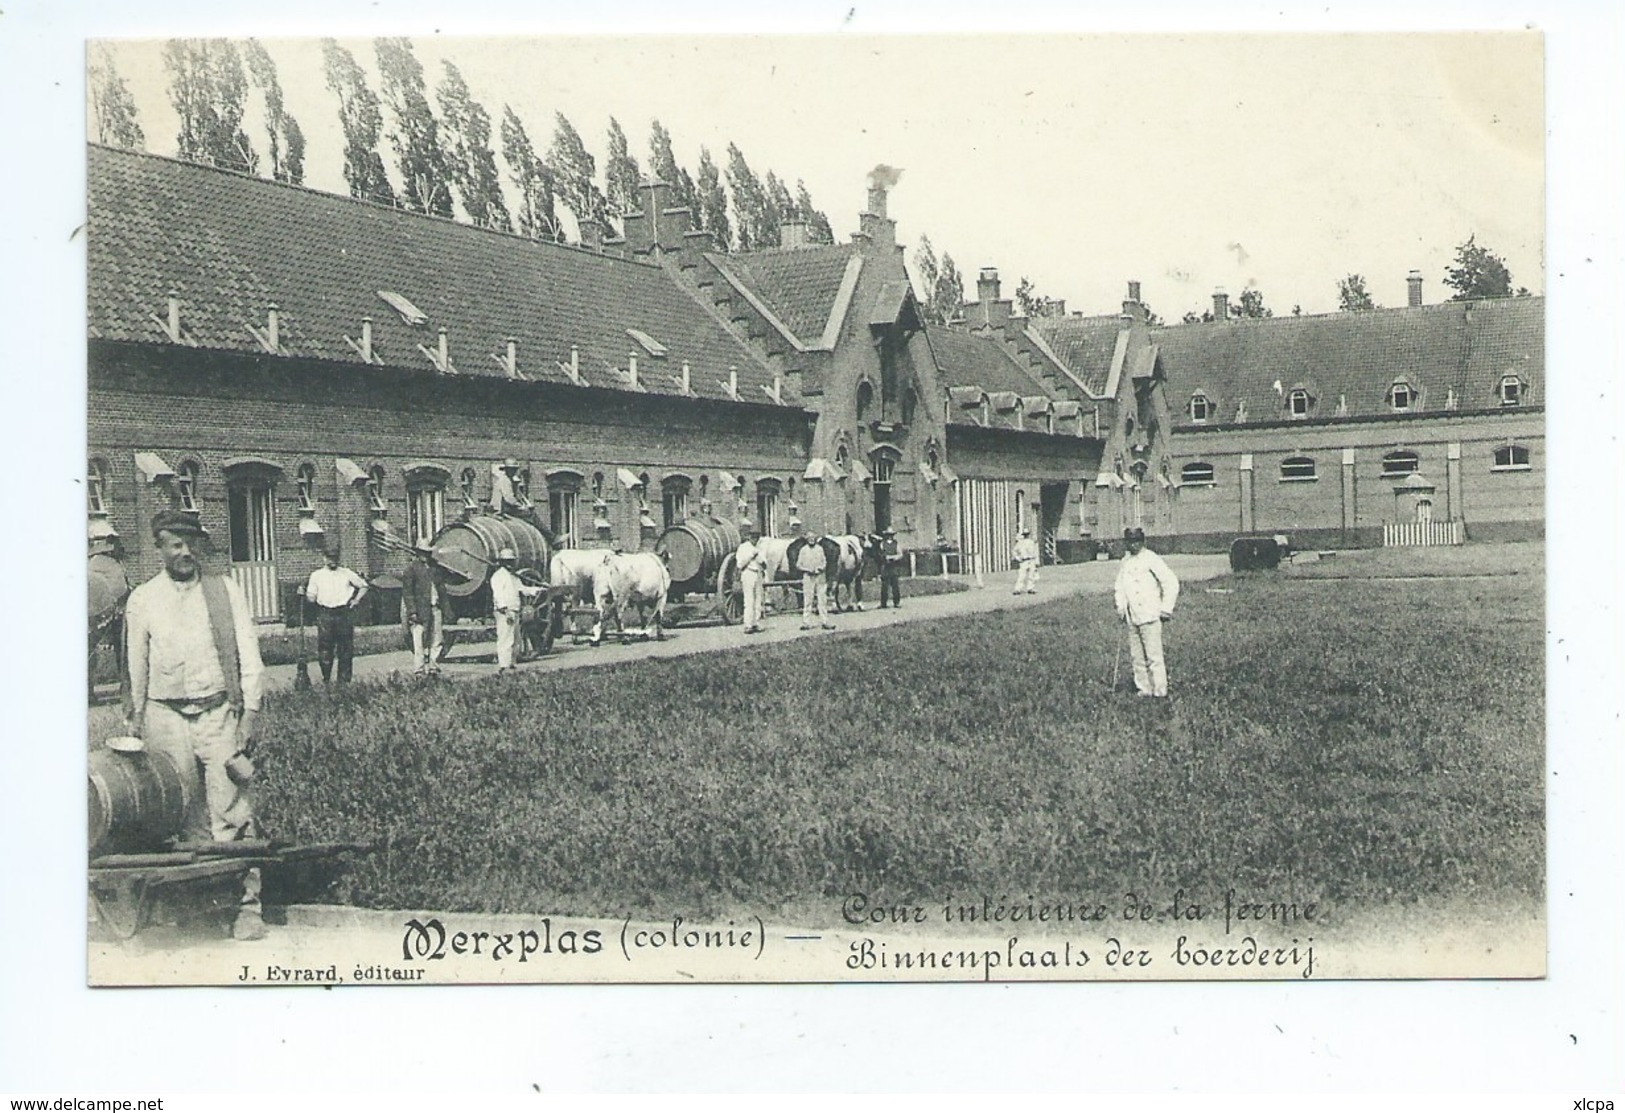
top-left (867, 164), bottom-right (904, 190)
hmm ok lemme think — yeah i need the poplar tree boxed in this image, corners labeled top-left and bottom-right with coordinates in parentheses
top-left (725, 142), bottom-right (771, 251)
top-left (762, 170), bottom-right (795, 246)
top-left (694, 146), bottom-right (731, 250)
top-left (436, 62), bottom-right (511, 231)
top-left (795, 180), bottom-right (834, 245)
top-left (548, 112), bottom-right (609, 233)
top-left (321, 39), bottom-right (395, 206)
top-left (604, 117), bottom-right (642, 221)
top-left (911, 235), bottom-right (941, 319)
top-left (374, 37), bottom-right (453, 218)
top-left (933, 254), bottom-right (965, 325)
top-left (500, 105), bottom-right (561, 242)
top-left (163, 39), bottom-right (256, 174)
top-left (1337, 273), bottom-right (1377, 311)
top-left (89, 47), bottom-right (146, 150)
top-left (242, 39), bottom-right (305, 184)
top-left (648, 120), bottom-right (700, 222)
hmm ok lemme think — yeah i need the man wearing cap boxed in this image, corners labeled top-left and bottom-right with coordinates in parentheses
top-left (402, 539), bottom-right (445, 676)
top-left (490, 458), bottom-right (527, 516)
top-left (303, 542), bottom-right (368, 684)
top-left (735, 522), bottom-right (768, 634)
top-left (123, 510), bottom-right (268, 941)
top-left (490, 547), bottom-right (522, 670)
top-left (1113, 526), bottom-right (1180, 698)
top-left (1012, 528), bottom-right (1040, 595)
top-left (794, 527), bottom-right (836, 631)
top-left (876, 527), bottom-right (904, 609)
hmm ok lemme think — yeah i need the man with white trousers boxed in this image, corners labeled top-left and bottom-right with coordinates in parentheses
top-left (1113, 526), bottom-right (1180, 698)
top-left (735, 523), bottom-right (768, 634)
top-left (1012, 528), bottom-right (1040, 594)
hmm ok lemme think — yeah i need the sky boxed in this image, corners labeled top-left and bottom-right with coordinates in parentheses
top-left (91, 31), bottom-right (1543, 318)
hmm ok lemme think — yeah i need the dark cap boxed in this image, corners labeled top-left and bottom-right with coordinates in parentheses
top-left (322, 540), bottom-right (343, 557)
top-left (1124, 527), bottom-right (1146, 541)
top-left (150, 508), bottom-right (207, 540)
top-left (882, 527), bottom-right (896, 536)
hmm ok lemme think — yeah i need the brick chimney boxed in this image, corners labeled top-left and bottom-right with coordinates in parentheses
top-left (1407, 269), bottom-right (1424, 308)
top-left (857, 165), bottom-right (900, 252)
top-left (1212, 288), bottom-right (1230, 322)
top-left (1124, 280), bottom-right (1143, 321)
top-left (1127, 280), bottom-right (1142, 303)
top-left (978, 267), bottom-right (1001, 303)
top-left (623, 178), bottom-right (694, 257)
top-left (780, 218), bottom-right (809, 249)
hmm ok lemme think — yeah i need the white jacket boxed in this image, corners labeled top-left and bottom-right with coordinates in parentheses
top-left (1114, 548), bottom-right (1179, 625)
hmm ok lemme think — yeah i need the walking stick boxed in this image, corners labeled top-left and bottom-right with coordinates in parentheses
top-left (294, 592), bottom-right (312, 691)
top-left (1110, 632), bottom-right (1122, 693)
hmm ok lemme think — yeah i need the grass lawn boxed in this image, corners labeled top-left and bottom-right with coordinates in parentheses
top-left (247, 565), bottom-right (1544, 927)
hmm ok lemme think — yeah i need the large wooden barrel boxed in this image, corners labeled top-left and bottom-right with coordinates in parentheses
top-left (89, 747), bottom-right (190, 857)
top-left (656, 518), bottom-right (742, 588)
top-left (431, 515), bottom-right (552, 598)
top-left (88, 551), bottom-right (130, 626)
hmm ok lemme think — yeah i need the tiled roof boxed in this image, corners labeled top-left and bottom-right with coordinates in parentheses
top-left (86, 145), bottom-right (783, 404)
top-left (924, 324), bottom-right (1054, 395)
top-left (1028, 315), bottom-right (1126, 396)
top-left (708, 243), bottom-right (858, 350)
top-left (1153, 298), bottom-right (1544, 425)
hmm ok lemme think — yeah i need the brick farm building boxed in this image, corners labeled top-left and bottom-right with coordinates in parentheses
top-left (87, 144), bottom-right (1542, 624)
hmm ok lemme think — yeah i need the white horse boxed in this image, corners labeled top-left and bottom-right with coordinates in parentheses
top-left (549, 548), bottom-right (604, 605)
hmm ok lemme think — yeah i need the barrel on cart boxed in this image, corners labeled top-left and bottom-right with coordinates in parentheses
top-left (654, 518), bottom-right (744, 626)
top-left (421, 514), bottom-right (566, 655)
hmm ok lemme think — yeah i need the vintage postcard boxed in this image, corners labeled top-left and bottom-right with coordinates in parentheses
top-left (83, 31), bottom-right (1545, 988)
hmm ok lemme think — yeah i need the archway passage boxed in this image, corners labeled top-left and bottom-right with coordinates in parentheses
top-left (1040, 482), bottom-right (1069, 563)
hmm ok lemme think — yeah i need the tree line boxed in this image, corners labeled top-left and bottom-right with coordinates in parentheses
top-left (88, 39), bottom-right (836, 254)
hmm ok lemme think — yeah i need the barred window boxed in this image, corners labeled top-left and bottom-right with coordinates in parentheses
top-left (88, 458), bottom-right (109, 516)
top-left (1381, 451), bottom-right (1421, 478)
top-left (175, 460), bottom-right (200, 513)
top-left (366, 465), bottom-right (388, 513)
top-left (1280, 456), bottom-right (1317, 481)
top-left (1180, 462), bottom-right (1216, 485)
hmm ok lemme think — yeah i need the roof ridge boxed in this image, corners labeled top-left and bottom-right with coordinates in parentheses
top-left (87, 141), bottom-right (664, 271)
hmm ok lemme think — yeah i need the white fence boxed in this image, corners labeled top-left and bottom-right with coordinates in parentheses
top-left (1382, 520), bottom-right (1465, 547)
top-left (230, 562), bottom-right (282, 622)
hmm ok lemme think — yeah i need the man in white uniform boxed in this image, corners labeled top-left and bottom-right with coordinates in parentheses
top-left (490, 546), bottom-right (522, 671)
top-left (795, 529), bottom-right (835, 631)
top-left (735, 522), bottom-right (767, 634)
top-left (1113, 526), bottom-right (1180, 697)
top-left (124, 509), bottom-right (268, 940)
top-left (1012, 528), bottom-right (1040, 595)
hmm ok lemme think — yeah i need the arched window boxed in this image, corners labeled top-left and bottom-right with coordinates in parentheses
top-left (856, 380), bottom-right (874, 422)
top-left (296, 463), bottom-right (318, 513)
top-left (406, 472), bottom-right (446, 546)
top-left (661, 475), bottom-right (692, 528)
top-left (1388, 379), bottom-right (1416, 412)
top-left (1180, 462), bottom-right (1216, 485)
top-left (88, 458), bottom-right (109, 516)
top-left (902, 385), bottom-right (917, 426)
top-left (591, 472), bottom-right (605, 500)
top-left (1015, 488), bottom-right (1026, 533)
top-left (1189, 392), bottom-right (1211, 423)
top-left (756, 478), bottom-right (782, 537)
top-left (1287, 389), bottom-right (1312, 418)
top-left (1280, 456), bottom-right (1317, 481)
top-left (1492, 445), bottom-right (1532, 471)
top-left (366, 465), bottom-right (388, 512)
top-left (460, 467), bottom-right (479, 511)
top-left (835, 443), bottom-right (850, 476)
top-left (871, 454), bottom-right (895, 533)
top-left (1381, 451), bottom-right (1421, 478)
top-left (547, 470), bottom-right (583, 546)
top-left (175, 460), bottom-right (201, 513)
top-left (1499, 375), bottom-right (1525, 406)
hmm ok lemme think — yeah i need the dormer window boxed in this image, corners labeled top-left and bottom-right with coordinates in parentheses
top-left (1499, 375), bottom-right (1525, 406)
top-left (1189, 392), bottom-right (1211, 423)
top-left (626, 328), bottom-right (668, 358)
top-left (378, 290), bottom-right (428, 326)
top-left (1389, 379), bottom-right (1415, 412)
top-left (1287, 389), bottom-right (1311, 419)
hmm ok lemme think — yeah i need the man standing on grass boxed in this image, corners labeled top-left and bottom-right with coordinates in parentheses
top-left (736, 522), bottom-right (767, 634)
top-left (304, 541), bottom-right (368, 685)
top-left (796, 528), bottom-right (836, 631)
top-left (877, 527), bottom-right (903, 609)
top-left (1113, 526), bottom-right (1180, 698)
top-left (123, 509), bottom-right (267, 941)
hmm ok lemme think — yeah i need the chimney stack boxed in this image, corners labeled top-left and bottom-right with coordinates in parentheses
top-left (780, 219), bottom-right (809, 249)
top-left (579, 219), bottom-right (604, 253)
top-left (978, 267), bottom-right (1001, 304)
top-left (866, 185), bottom-right (888, 220)
top-left (1407, 270), bottom-right (1424, 308)
top-left (1127, 280), bottom-right (1142, 303)
top-left (1212, 288), bottom-right (1230, 322)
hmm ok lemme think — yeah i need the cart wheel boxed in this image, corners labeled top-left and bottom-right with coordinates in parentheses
top-left (721, 589), bottom-right (744, 626)
top-left (537, 609), bottom-right (556, 653)
top-left (90, 878), bottom-right (151, 941)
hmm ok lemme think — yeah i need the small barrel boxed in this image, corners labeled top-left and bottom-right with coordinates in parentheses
top-left (432, 515), bottom-right (552, 598)
top-left (89, 747), bottom-right (190, 858)
top-left (656, 518), bottom-right (742, 588)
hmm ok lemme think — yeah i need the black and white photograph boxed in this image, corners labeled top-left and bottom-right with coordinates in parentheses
top-left (77, 29), bottom-right (1552, 986)
top-left (4, 0), bottom-right (1621, 1098)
